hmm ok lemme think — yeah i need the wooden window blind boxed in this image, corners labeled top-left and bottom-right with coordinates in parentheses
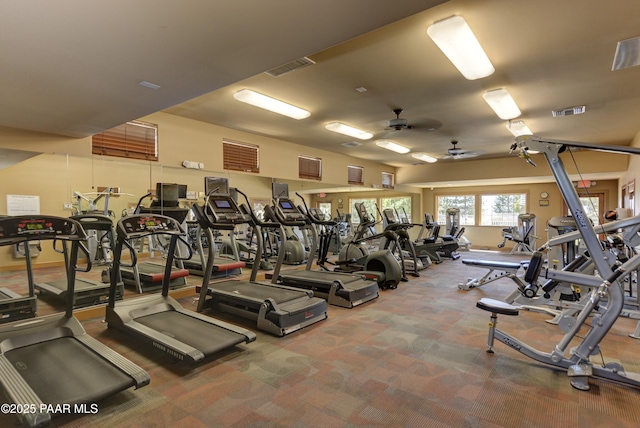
top-left (348, 165), bottom-right (364, 185)
top-left (299, 155), bottom-right (322, 180)
top-left (92, 121), bottom-right (158, 161)
top-left (382, 172), bottom-right (395, 189)
top-left (223, 139), bottom-right (259, 173)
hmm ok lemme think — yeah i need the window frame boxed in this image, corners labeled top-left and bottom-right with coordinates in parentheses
top-left (381, 171), bottom-right (395, 189)
top-left (348, 165), bottom-right (364, 185)
top-left (480, 193), bottom-right (528, 226)
top-left (92, 120), bottom-right (158, 161)
top-left (223, 139), bottom-right (260, 173)
top-left (299, 155), bottom-right (322, 180)
top-left (435, 194), bottom-right (476, 226)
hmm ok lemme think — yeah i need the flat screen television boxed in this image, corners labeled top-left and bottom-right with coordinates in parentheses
top-left (154, 183), bottom-right (180, 207)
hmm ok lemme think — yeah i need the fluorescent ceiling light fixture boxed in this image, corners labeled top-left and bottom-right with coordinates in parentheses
top-left (139, 80), bottom-right (161, 89)
top-left (507, 120), bottom-right (533, 137)
top-left (427, 15), bottom-right (495, 80)
top-left (482, 88), bottom-right (522, 120)
top-left (612, 36), bottom-right (640, 71)
top-left (325, 122), bottom-right (373, 140)
top-left (411, 152), bottom-right (438, 163)
top-left (233, 89), bottom-right (310, 119)
top-left (375, 140), bottom-right (410, 154)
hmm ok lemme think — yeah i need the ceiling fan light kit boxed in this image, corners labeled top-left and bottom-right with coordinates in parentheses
top-left (233, 89), bottom-right (310, 119)
top-left (482, 88), bottom-right (522, 120)
top-left (325, 122), bottom-right (373, 140)
top-left (427, 15), bottom-right (495, 80)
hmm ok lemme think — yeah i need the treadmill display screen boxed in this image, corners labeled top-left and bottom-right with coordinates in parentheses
top-left (214, 199), bottom-right (232, 209)
top-left (0, 216), bottom-right (78, 241)
top-left (118, 215), bottom-right (182, 238)
top-left (279, 201), bottom-right (294, 210)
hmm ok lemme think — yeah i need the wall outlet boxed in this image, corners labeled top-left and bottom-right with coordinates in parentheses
top-left (63, 203), bottom-right (73, 210)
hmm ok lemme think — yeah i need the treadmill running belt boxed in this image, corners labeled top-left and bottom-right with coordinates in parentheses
top-left (212, 281), bottom-right (304, 304)
top-left (135, 311), bottom-right (246, 356)
top-left (5, 338), bottom-right (135, 405)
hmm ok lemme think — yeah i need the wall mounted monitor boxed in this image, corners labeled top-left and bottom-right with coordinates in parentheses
top-left (272, 182), bottom-right (289, 199)
top-left (204, 177), bottom-right (230, 196)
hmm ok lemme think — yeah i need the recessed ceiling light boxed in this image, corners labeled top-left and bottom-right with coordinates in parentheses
top-left (355, 87), bottom-right (368, 92)
top-left (233, 89), bottom-right (310, 119)
top-left (325, 122), bottom-right (373, 140)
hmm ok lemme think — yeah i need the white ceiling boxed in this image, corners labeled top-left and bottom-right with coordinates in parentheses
top-left (3, 0), bottom-right (640, 183)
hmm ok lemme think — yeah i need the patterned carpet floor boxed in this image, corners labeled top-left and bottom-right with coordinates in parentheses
top-left (1, 249), bottom-right (640, 427)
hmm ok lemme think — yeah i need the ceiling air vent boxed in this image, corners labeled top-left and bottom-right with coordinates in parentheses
top-left (552, 105), bottom-right (586, 117)
top-left (265, 57), bottom-right (315, 77)
top-left (341, 141), bottom-right (362, 148)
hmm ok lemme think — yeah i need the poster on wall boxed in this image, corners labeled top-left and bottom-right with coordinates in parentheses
top-left (6, 194), bottom-right (41, 216)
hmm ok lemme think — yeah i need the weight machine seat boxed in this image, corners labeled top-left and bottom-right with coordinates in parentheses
top-left (462, 259), bottom-right (526, 271)
top-left (476, 298), bottom-right (520, 316)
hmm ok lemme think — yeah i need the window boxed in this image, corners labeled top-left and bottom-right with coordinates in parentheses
top-left (381, 196), bottom-right (411, 223)
top-left (381, 172), bottom-right (394, 189)
top-left (350, 198), bottom-right (377, 224)
top-left (299, 155), bottom-right (322, 180)
top-left (564, 193), bottom-right (604, 226)
top-left (318, 202), bottom-right (332, 218)
top-left (436, 195), bottom-right (475, 225)
top-left (348, 165), bottom-right (364, 185)
top-left (480, 194), bottom-right (527, 226)
top-left (223, 139), bottom-right (259, 173)
top-left (92, 121), bottom-right (158, 161)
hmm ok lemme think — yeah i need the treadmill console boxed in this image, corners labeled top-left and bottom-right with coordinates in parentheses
top-left (118, 214), bottom-right (183, 239)
top-left (0, 216), bottom-right (81, 243)
top-left (206, 195), bottom-right (251, 224)
top-left (275, 199), bottom-right (307, 224)
top-left (308, 208), bottom-right (326, 221)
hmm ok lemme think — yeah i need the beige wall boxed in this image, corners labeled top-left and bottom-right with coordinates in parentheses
top-left (0, 114), bottom-right (637, 267)
top-left (395, 150), bottom-right (629, 185)
top-left (421, 180), bottom-right (619, 251)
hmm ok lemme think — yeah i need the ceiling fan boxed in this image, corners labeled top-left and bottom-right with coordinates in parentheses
top-left (440, 140), bottom-right (483, 160)
top-left (384, 108), bottom-right (413, 131)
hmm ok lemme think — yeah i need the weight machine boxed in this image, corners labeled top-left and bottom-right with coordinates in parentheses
top-left (497, 213), bottom-right (537, 255)
top-left (476, 136), bottom-right (640, 391)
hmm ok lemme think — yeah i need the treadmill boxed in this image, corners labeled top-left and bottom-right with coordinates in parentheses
top-left (193, 178), bottom-right (328, 336)
top-left (182, 220), bottom-right (246, 278)
top-left (118, 187), bottom-right (191, 293)
top-left (105, 212), bottom-right (256, 365)
top-left (0, 240), bottom-right (37, 323)
top-left (35, 214), bottom-right (124, 308)
top-left (0, 215), bottom-right (149, 427)
top-left (267, 185), bottom-right (379, 308)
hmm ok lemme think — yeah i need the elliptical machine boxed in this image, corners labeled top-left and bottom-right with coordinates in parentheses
top-left (338, 202), bottom-right (407, 283)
